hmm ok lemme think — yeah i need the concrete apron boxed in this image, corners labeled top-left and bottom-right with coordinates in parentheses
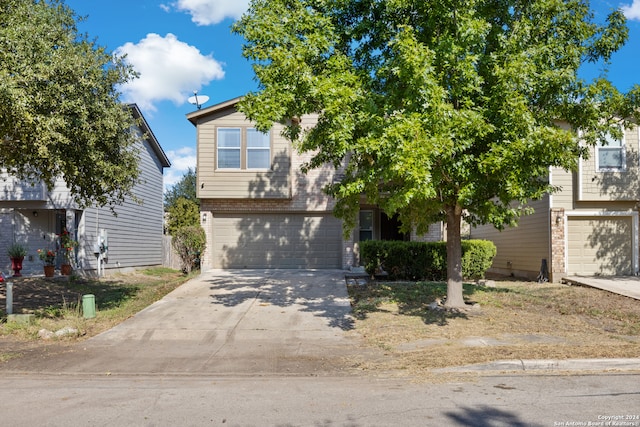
top-left (43, 270), bottom-right (362, 376)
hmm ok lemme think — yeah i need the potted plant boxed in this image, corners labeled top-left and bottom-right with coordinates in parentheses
top-left (7, 242), bottom-right (27, 277)
top-left (59, 228), bottom-right (77, 275)
top-left (38, 248), bottom-right (56, 277)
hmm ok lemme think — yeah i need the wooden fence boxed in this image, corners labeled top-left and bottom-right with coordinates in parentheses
top-left (162, 235), bottom-right (183, 271)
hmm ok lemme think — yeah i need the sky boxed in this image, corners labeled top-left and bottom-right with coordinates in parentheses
top-left (63, 0), bottom-right (640, 190)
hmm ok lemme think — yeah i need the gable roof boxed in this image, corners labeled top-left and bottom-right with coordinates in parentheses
top-left (186, 96), bottom-right (243, 126)
top-left (128, 103), bottom-right (171, 168)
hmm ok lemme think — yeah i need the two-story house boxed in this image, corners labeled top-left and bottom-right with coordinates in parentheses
top-left (1, 104), bottom-right (171, 276)
top-left (188, 97), bottom-right (443, 271)
top-left (471, 124), bottom-right (640, 282)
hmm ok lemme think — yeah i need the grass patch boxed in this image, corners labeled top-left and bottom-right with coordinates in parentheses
top-left (346, 278), bottom-right (640, 374)
top-left (0, 268), bottom-right (194, 341)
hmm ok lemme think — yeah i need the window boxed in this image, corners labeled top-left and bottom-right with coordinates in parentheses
top-left (359, 211), bottom-right (373, 241)
top-left (597, 130), bottom-right (625, 172)
top-left (217, 128), bottom-right (241, 169)
top-left (217, 127), bottom-right (271, 170)
top-left (246, 129), bottom-right (271, 169)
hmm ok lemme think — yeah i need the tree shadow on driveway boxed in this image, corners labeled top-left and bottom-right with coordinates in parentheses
top-left (205, 270), bottom-right (355, 331)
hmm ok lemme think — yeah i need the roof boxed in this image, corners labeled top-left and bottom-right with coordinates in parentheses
top-left (186, 96), bottom-right (244, 126)
top-left (128, 103), bottom-right (171, 168)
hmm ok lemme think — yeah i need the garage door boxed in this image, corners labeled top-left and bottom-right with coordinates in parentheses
top-left (212, 213), bottom-right (343, 269)
top-left (567, 216), bottom-right (633, 276)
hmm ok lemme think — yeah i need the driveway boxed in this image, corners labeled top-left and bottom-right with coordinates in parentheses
top-left (5, 270), bottom-right (368, 375)
top-left (562, 276), bottom-right (640, 300)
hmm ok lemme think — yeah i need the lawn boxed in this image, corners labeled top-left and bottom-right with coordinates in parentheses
top-left (346, 278), bottom-right (640, 374)
top-left (0, 268), bottom-right (193, 351)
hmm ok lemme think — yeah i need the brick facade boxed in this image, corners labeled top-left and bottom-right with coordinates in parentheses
top-left (550, 208), bottom-right (565, 281)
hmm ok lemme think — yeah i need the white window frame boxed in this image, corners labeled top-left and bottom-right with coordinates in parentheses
top-left (596, 129), bottom-right (626, 172)
top-left (216, 127), bottom-right (272, 170)
top-left (246, 128), bottom-right (271, 170)
top-left (217, 128), bottom-right (241, 169)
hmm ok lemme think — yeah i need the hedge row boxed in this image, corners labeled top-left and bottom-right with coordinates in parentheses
top-left (360, 240), bottom-right (497, 281)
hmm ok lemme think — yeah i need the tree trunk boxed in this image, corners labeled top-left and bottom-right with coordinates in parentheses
top-left (444, 203), bottom-right (466, 308)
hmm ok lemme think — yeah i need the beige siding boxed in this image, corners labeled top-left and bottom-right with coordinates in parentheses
top-left (550, 167), bottom-right (574, 210)
top-left (196, 109), bottom-right (292, 199)
top-left (579, 126), bottom-right (640, 202)
top-left (471, 197), bottom-right (550, 279)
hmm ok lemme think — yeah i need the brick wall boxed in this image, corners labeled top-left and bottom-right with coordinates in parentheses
top-left (550, 208), bottom-right (565, 281)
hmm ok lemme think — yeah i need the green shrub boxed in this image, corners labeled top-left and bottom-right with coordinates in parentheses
top-left (172, 226), bottom-right (206, 274)
top-left (360, 240), bottom-right (496, 281)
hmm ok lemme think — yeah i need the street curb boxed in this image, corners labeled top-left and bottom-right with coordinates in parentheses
top-left (436, 358), bottom-right (640, 373)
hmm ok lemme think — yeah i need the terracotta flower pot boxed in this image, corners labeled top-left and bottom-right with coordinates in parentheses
top-left (61, 264), bottom-right (72, 276)
top-left (44, 265), bottom-right (55, 278)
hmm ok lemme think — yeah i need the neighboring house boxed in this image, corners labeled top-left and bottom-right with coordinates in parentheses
top-left (471, 124), bottom-right (640, 281)
top-left (187, 97), bottom-right (442, 270)
top-left (0, 104), bottom-right (171, 276)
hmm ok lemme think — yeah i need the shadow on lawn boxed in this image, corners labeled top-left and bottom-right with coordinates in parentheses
top-left (0, 276), bottom-right (140, 315)
top-left (346, 281), bottom-right (513, 326)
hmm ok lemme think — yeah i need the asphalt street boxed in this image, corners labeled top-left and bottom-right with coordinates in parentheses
top-left (1, 372), bottom-right (639, 426)
top-left (1, 269), bottom-right (639, 426)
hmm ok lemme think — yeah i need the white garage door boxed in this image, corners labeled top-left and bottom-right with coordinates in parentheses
top-left (567, 216), bottom-right (633, 276)
top-left (212, 213), bottom-right (343, 269)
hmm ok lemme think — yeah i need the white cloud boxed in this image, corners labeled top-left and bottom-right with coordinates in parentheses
top-left (163, 147), bottom-right (197, 189)
top-left (115, 33), bottom-right (225, 112)
top-left (621, 0), bottom-right (640, 20)
top-left (170, 0), bottom-right (250, 25)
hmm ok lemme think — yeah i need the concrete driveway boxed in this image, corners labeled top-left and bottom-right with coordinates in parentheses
top-left (563, 276), bottom-right (640, 300)
top-left (11, 270), bottom-right (366, 376)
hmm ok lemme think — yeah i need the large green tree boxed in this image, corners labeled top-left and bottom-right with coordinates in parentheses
top-left (234, 0), bottom-right (640, 307)
top-left (0, 0), bottom-right (140, 208)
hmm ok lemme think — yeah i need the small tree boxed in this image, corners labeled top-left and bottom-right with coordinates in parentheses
top-left (166, 197), bottom-right (200, 236)
top-left (172, 226), bottom-right (206, 274)
top-left (164, 168), bottom-right (199, 209)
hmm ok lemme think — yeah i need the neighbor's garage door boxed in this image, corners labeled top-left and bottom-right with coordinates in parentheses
top-left (567, 216), bottom-right (633, 276)
top-left (212, 213), bottom-right (343, 269)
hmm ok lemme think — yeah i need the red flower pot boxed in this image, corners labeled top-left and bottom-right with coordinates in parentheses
top-left (10, 257), bottom-right (24, 277)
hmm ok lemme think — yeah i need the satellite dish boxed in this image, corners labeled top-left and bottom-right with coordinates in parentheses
top-left (188, 91), bottom-right (209, 110)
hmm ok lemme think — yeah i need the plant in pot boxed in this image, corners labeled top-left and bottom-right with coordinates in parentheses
top-left (59, 228), bottom-right (77, 275)
top-left (7, 242), bottom-right (27, 277)
top-left (37, 248), bottom-right (56, 277)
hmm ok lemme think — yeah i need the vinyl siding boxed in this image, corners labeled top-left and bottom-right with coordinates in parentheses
top-left (470, 197), bottom-right (550, 279)
top-left (79, 137), bottom-right (166, 272)
top-left (550, 166), bottom-right (574, 210)
top-left (196, 108), bottom-right (292, 199)
top-left (578, 126), bottom-right (640, 202)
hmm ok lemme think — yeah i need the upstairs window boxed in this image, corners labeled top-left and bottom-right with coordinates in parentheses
top-left (217, 128), bottom-right (241, 169)
top-left (217, 127), bottom-right (271, 170)
top-left (246, 129), bottom-right (271, 169)
top-left (597, 130), bottom-right (625, 172)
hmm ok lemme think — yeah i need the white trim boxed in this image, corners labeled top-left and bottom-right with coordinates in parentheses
top-left (595, 128), bottom-right (626, 172)
top-left (563, 210), bottom-right (639, 275)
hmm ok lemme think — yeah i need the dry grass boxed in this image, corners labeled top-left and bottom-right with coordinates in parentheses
top-left (0, 268), bottom-right (193, 351)
top-left (346, 278), bottom-right (640, 376)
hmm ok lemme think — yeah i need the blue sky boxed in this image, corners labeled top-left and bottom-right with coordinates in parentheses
top-left (63, 0), bottom-right (640, 189)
